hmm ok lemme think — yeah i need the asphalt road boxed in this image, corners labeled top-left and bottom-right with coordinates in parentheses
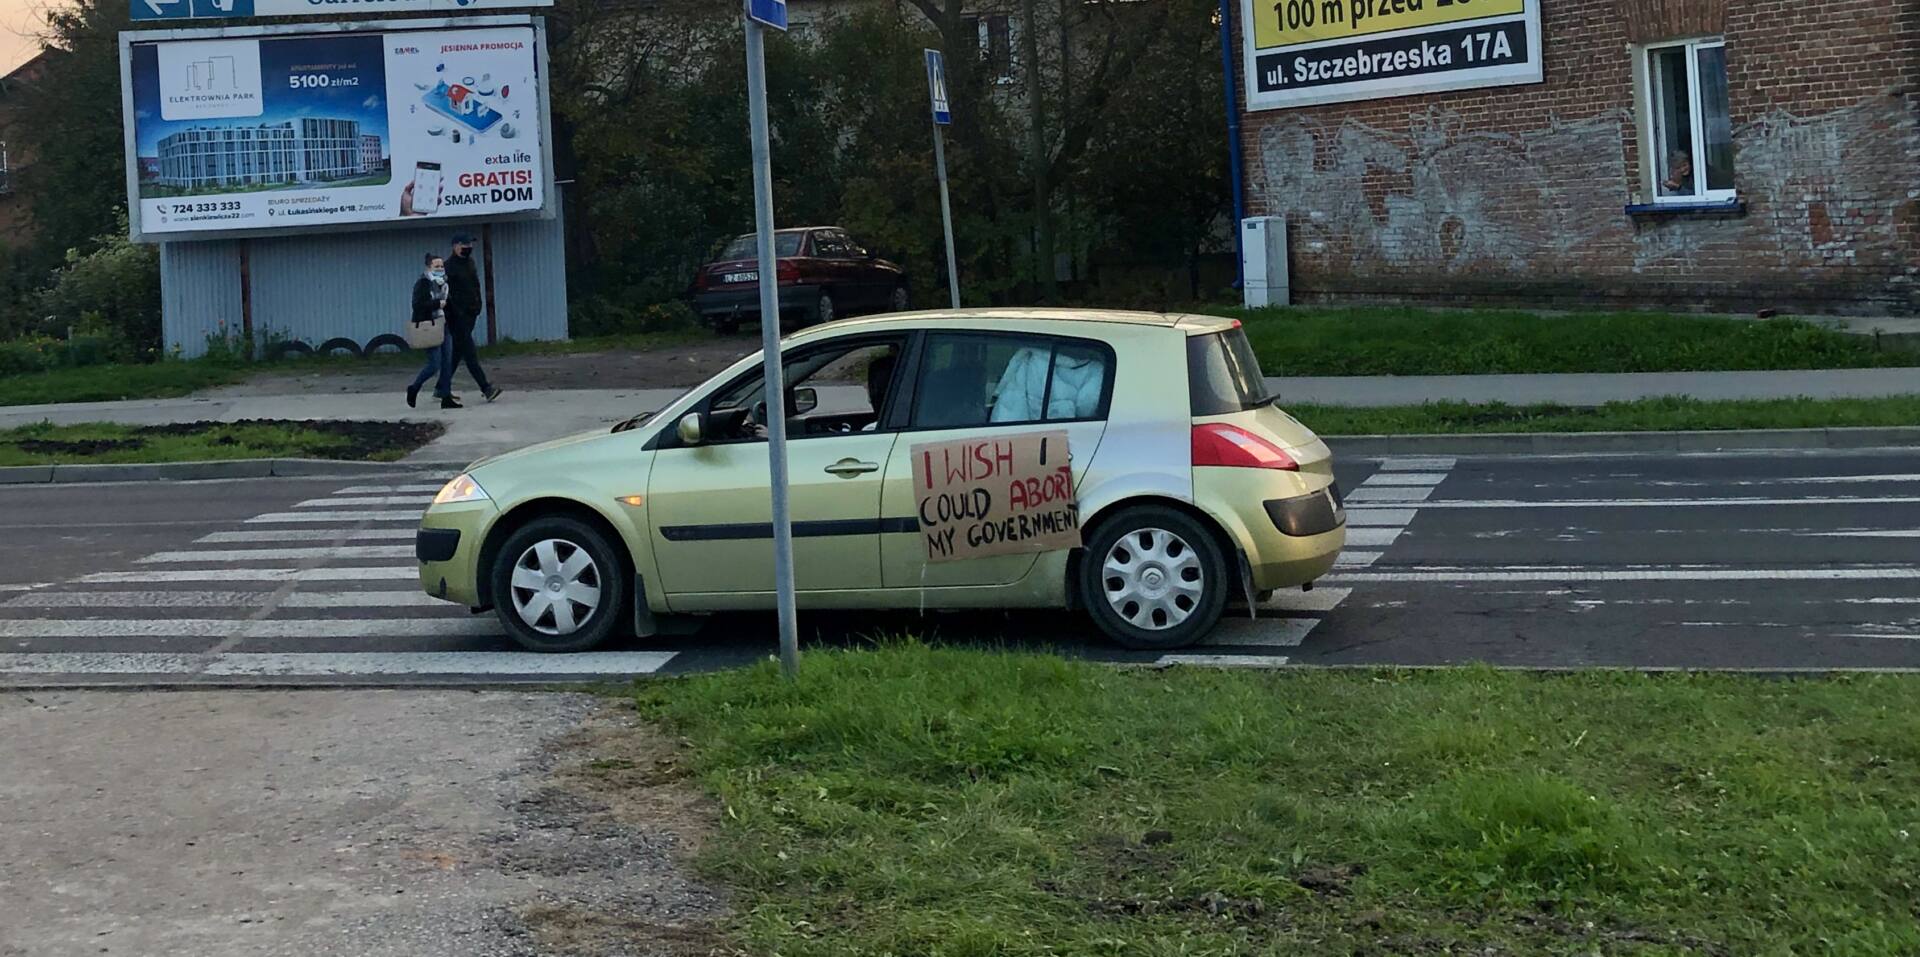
top-left (2, 446), bottom-right (1918, 685)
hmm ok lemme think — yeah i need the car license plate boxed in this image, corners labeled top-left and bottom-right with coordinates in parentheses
top-left (723, 271), bottom-right (758, 283)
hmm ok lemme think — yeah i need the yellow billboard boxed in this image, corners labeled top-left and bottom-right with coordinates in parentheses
top-left (1254, 0), bottom-right (1526, 48)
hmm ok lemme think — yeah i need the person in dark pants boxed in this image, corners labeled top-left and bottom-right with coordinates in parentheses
top-left (444, 232), bottom-right (503, 403)
top-left (406, 253), bottom-right (459, 409)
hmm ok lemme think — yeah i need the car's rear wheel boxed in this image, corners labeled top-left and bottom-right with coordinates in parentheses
top-left (888, 285), bottom-right (910, 313)
top-left (490, 516), bottom-right (626, 653)
top-left (814, 291), bottom-right (836, 325)
top-left (1079, 506), bottom-right (1229, 650)
top-left (713, 315), bottom-right (740, 335)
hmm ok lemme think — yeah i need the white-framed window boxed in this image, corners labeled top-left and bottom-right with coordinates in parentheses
top-left (961, 14), bottom-right (1016, 84)
top-left (1638, 38), bottom-right (1735, 203)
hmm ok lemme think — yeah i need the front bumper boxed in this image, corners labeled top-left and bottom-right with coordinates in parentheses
top-left (692, 284), bottom-right (822, 319)
top-left (417, 499), bottom-right (497, 607)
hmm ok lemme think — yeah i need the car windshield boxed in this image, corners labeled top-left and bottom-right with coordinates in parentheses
top-left (717, 232), bottom-right (803, 260)
top-left (1187, 328), bottom-right (1270, 414)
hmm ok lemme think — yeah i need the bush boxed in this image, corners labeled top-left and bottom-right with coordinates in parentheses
top-left (0, 336), bottom-right (59, 376)
top-left (569, 296), bottom-right (698, 337)
top-left (39, 211), bottom-right (162, 356)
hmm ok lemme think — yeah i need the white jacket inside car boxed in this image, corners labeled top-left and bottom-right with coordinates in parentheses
top-left (990, 347), bottom-right (1105, 422)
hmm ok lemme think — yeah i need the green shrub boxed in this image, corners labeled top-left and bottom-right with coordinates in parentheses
top-left (39, 211), bottom-right (162, 356)
top-left (0, 336), bottom-right (59, 376)
top-left (570, 296), bottom-right (699, 337)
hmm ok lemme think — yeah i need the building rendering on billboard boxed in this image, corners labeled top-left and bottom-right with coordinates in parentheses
top-left (1239, 0), bottom-right (1542, 109)
top-left (120, 19), bottom-right (550, 240)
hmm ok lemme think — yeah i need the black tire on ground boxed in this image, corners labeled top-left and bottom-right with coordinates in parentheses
top-left (814, 291), bottom-right (836, 325)
top-left (363, 333), bottom-right (409, 356)
top-left (888, 285), bottom-right (910, 313)
top-left (267, 340), bottom-right (314, 361)
top-left (1077, 505), bottom-right (1231, 651)
top-left (489, 515), bottom-right (628, 653)
top-left (712, 316), bottom-right (740, 335)
top-left (317, 337), bottom-right (364, 358)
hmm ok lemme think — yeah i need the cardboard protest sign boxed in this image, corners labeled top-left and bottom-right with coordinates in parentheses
top-left (912, 431), bottom-right (1080, 562)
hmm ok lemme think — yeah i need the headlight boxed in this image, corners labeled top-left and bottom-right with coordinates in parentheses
top-left (433, 473), bottom-right (490, 505)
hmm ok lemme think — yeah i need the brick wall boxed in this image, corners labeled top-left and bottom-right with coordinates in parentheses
top-left (1234, 0), bottom-right (1920, 314)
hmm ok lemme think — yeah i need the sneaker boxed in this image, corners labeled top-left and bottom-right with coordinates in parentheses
top-left (483, 387), bottom-right (504, 403)
top-left (406, 384), bottom-right (419, 408)
top-left (441, 395), bottom-right (463, 409)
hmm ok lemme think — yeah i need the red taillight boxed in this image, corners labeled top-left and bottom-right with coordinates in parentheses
top-left (692, 269), bottom-right (711, 292)
top-left (776, 259), bottom-right (800, 284)
top-left (1191, 423), bottom-right (1297, 470)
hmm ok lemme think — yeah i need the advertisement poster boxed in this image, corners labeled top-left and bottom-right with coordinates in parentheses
top-left (1240, 0), bottom-right (1541, 110)
top-left (126, 24), bottom-right (545, 238)
top-left (912, 431), bottom-right (1080, 563)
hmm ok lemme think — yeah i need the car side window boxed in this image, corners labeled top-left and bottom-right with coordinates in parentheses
top-left (706, 339), bottom-right (905, 442)
top-left (908, 333), bottom-right (1112, 429)
top-left (813, 230), bottom-right (849, 258)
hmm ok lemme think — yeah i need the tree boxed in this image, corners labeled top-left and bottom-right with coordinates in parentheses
top-left (15, 0), bottom-right (134, 263)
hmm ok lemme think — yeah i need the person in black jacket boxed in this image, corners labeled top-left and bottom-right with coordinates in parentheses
top-left (405, 254), bottom-right (459, 409)
top-left (444, 233), bottom-right (502, 403)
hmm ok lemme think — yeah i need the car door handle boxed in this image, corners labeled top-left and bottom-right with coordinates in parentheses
top-left (824, 459), bottom-right (880, 478)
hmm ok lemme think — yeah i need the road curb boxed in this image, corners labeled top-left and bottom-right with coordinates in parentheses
top-left (0, 458), bottom-right (470, 486)
top-left (1326, 425), bottom-right (1920, 457)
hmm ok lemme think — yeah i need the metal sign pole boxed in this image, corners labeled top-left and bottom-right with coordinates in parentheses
top-left (743, 13), bottom-right (799, 680)
top-left (932, 125), bottom-right (961, 310)
top-left (924, 48), bottom-right (961, 310)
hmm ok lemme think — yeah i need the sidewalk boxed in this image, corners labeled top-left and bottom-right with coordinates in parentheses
top-left (1, 368), bottom-right (1914, 463)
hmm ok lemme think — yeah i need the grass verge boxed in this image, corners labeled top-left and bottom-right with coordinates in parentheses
top-left (0, 419), bottom-right (443, 466)
top-left (635, 645), bottom-right (1920, 956)
top-left (1217, 305), bottom-right (1918, 376)
top-left (0, 360), bottom-right (252, 407)
top-left (1289, 395), bottom-right (1920, 435)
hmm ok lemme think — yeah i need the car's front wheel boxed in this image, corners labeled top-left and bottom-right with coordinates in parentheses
top-left (1079, 506), bottom-right (1229, 650)
top-left (490, 516), bottom-right (626, 653)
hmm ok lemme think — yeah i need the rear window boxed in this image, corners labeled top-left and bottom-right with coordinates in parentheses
top-left (1187, 328), bottom-right (1269, 415)
top-left (718, 232), bottom-right (804, 260)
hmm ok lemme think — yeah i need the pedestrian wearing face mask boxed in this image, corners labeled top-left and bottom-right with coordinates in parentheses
top-left (406, 253), bottom-right (459, 409)
top-left (444, 232), bottom-right (503, 403)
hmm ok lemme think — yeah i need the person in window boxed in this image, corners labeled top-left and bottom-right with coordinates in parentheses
top-left (990, 346), bottom-right (1105, 422)
top-left (861, 353), bottom-right (896, 430)
top-left (1661, 150), bottom-right (1694, 194)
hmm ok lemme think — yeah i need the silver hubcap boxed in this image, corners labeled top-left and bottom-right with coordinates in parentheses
top-left (891, 288), bottom-right (908, 311)
top-left (509, 539), bottom-right (601, 636)
top-left (819, 296), bottom-right (834, 322)
top-left (1102, 528), bottom-right (1204, 630)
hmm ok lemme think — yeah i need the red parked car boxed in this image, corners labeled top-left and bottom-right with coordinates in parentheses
top-left (690, 226), bottom-right (911, 333)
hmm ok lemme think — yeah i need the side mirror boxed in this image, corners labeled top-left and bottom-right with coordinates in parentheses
top-left (791, 387), bottom-right (819, 415)
top-left (862, 249), bottom-right (878, 261)
top-left (676, 411), bottom-right (705, 446)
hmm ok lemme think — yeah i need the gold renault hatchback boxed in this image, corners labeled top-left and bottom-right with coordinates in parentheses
top-left (417, 309), bottom-right (1346, 652)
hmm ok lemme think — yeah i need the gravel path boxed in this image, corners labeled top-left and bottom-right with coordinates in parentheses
top-left (0, 690), bottom-right (725, 957)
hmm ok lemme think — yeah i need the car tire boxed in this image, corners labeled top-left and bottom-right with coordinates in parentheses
top-left (814, 291), bottom-right (836, 325)
top-left (888, 285), bottom-right (910, 313)
top-left (713, 316), bottom-right (740, 335)
top-left (490, 515), bottom-right (628, 653)
top-left (363, 333), bottom-right (409, 356)
top-left (267, 340), bottom-right (313, 361)
top-left (1078, 505), bottom-right (1230, 650)
top-left (317, 337), bottom-right (363, 359)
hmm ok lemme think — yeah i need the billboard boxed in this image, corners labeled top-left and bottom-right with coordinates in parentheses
top-left (131, 0), bottom-right (553, 24)
top-left (122, 20), bottom-right (549, 240)
top-left (1239, 0), bottom-right (1541, 110)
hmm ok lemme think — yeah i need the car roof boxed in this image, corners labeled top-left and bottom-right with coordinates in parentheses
top-left (787, 307), bottom-right (1241, 340)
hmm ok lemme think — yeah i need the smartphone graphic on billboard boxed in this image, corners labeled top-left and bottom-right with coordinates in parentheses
top-left (422, 82), bottom-right (504, 135)
top-left (411, 162), bottom-right (441, 214)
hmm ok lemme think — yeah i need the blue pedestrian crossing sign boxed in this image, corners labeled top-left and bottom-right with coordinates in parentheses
top-left (924, 49), bottom-right (951, 125)
top-left (745, 0), bottom-right (788, 30)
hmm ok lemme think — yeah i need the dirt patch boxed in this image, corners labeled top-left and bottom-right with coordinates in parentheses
top-left (511, 701), bottom-right (733, 957)
top-left (15, 437), bottom-right (144, 455)
top-left (145, 418), bottom-right (445, 460)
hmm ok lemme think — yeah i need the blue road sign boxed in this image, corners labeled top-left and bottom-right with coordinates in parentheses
top-left (745, 0), bottom-right (788, 30)
top-left (924, 49), bottom-right (952, 125)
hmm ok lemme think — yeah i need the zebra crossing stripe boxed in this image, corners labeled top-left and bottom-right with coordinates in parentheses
top-left (1343, 526), bottom-right (1404, 548)
top-left (247, 511), bottom-right (421, 524)
top-left (81, 567), bottom-right (418, 584)
top-left (1345, 508), bottom-right (1417, 526)
top-left (1203, 617), bottom-right (1318, 648)
top-left (0, 651), bottom-right (677, 677)
top-left (0, 618), bottom-right (500, 638)
top-left (198, 529), bottom-right (416, 543)
top-left (139, 546), bottom-right (416, 564)
top-left (1335, 551), bottom-right (1382, 567)
top-left (1376, 457), bottom-right (1456, 471)
top-left (335, 484), bottom-right (446, 494)
top-left (295, 496), bottom-right (435, 508)
top-left (1156, 654), bottom-right (1291, 668)
top-left (1347, 486), bottom-right (1435, 503)
top-left (3, 590), bottom-right (442, 609)
top-left (1360, 472), bottom-right (1450, 486)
